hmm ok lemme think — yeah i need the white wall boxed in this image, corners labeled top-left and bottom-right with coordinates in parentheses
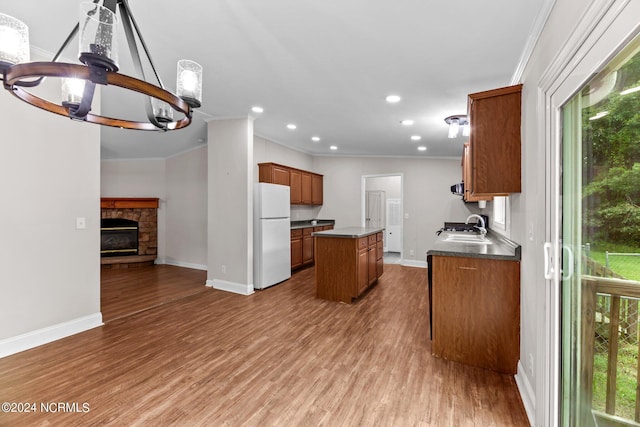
top-left (100, 158), bottom-right (167, 261)
top-left (207, 118), bottom-right (254, 294)
top-left (0, 62), bottom-right (102, 355)
top-left (164, 147), bottom-right (208, 269)
top-left (312, 156), bottom-right (475, 265)
top-left (366, 175), bottom-right (402, 200)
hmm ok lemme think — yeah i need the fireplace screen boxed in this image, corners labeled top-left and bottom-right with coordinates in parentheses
top-left (101, 218), bottom-right (138, 257)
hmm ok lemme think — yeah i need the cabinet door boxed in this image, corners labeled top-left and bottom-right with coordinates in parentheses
top-left (368, 244), bottom-right (377, 285)
top-left (468, 84), bottom-right (521, 195)
top-left (290, 170), bottom-right (302, 204)
top-left (357, 248), bottom-right (369, 296)
top-left (272, 165), bottom-right (290, 186)
top-left (431, 256), bottom-right (520, 374)
top-left (290, 237), bottom-right (303, 269)
top-left (376, 240), bottom-right (384, 277)
top-left (290, 229), bottom-right (303, 270)
top-left (301, 172), bottom-right (312, 204)
top-left (463, 143), bottom-right (493, 202)
top-left (302, 229), bottom-right (314, 264)
top-left (311, 174), bottom-right (323, 205)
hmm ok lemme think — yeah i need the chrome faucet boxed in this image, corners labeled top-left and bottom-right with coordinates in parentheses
top-left (465, 214), bottom-right (487, 238)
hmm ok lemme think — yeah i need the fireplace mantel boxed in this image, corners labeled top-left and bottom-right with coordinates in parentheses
top-left (101, 197), bottom-right (159, 209)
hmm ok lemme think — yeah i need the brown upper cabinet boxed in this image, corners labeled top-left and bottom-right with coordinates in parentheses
top-left (258, 163), bottom-right (323, 206)
top-left (290, 169), bottom-right (302, 204)
top-left (466, 84), bottom-right (522, 197)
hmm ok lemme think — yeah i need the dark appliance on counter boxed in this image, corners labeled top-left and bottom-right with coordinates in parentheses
top-left (450, 182), bottom-right (464, 196)
top-left (436, 216), bottom-right (489, 235)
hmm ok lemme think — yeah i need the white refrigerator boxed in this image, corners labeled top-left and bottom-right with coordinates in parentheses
top-left (253, 183), bottom-right (291, 289)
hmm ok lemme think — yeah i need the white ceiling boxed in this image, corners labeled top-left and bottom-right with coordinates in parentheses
top-left (2, 0), bottom-right (551, 160)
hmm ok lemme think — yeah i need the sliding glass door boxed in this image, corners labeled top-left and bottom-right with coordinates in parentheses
top-left (561, 34), bottom-right (640, 426)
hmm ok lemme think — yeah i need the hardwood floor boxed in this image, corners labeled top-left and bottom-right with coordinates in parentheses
top-left (0, 265), bottom-right (529, 426)
top-left (101, 264), bottom-right (208, 321)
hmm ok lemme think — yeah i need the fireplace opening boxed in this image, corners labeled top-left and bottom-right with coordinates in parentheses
top-left (101, 218), bottom-right (139, 257)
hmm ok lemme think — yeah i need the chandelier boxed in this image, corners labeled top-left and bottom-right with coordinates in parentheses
top-left (0, 0), bottom-right (203, 131)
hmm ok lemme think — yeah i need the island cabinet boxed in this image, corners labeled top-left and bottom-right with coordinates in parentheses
top-left (466, 84), bottom-right (522, 198)
top-left (314, 229), bottom-right (384, 303)
top-left (258, 162), bottom-right (323, 205)
top-left (431, 255), bottom-right (520, 374)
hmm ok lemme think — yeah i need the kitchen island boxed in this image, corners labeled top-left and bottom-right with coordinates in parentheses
top-left (313, 227), bottom-right (384, 303)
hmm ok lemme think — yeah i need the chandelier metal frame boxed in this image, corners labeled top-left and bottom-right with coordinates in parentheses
top-left (0, 0), bottom-right (199, 131)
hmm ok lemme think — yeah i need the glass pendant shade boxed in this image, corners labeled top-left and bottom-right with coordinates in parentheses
top-left (448, 119), bottom-right (459, 138)
top-left (151, 98), bottom-right (174, 123)
top-left (0, 13), bottom-right (29, 66)
top-left (462, 123), bottom-right (470, 137)
top-left (61, 78), bottom-right (86, 107)
top-left (78, 2), bottom-right (118, 71)
top-left (176, 59), bottom-right (202, 108)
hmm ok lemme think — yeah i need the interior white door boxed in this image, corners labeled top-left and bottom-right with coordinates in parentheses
top-left (386, 198), bottom-right (401, 252)
top-left (365, 190), bottom-right (384, 228)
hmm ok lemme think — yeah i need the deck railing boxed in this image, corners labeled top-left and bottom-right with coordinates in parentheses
top-left (582, 274), bottom-right (640, 426)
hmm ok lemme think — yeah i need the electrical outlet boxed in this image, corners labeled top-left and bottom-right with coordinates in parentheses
top-left (528, 353), bottom-right (534, 377)
top-left (529, 223), bottom-right (534, 241)
top-left (221, 265), bottom-right (226, 274)
top-left (409, 249), bottom-right (415, 257)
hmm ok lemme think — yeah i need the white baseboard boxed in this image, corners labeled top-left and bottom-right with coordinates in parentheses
top-left (0, 313), bottom-right (103, 359)
top-left (400, 259), bottom-right (428, 268)
top-left (515, 360), bottom-right (536, 427)
top-left (157, 258), bottom-right (207, 271)
top-left (206, 279), bottom-right (254, 296)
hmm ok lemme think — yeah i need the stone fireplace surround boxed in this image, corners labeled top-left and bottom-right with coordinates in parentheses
top-left (100, 197), bottom-right (159, 269)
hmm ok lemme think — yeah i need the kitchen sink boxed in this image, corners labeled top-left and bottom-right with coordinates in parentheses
top-left (441, 233), bottom-right (493, 245)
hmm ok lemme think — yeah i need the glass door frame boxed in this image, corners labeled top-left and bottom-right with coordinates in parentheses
top-left (540, 1), bottom-right (640, 425)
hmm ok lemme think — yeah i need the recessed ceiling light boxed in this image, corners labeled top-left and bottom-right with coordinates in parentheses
top-left (385, 95), bottom-right (401, 103)
top-left (287, 123), bottom-right (297, 130)
top-left (621, 86), bottom-right (640, 96)
top-left (588, 111), bottom-right (609, 121)
top-left (311, 136), bottom-right (321, 142)
top-left (417, 146), bottom-right (427, 151)
top-left (329, 145), bottom-right (338, 150)
top-left (251, 106), bottom-right (264, 113)
top-left (401, 119), bottom-right (414, 126)
top-left (410, 135), bottom-right (421, 141)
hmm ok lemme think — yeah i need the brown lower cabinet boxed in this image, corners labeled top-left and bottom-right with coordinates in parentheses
top-left (431, 255), bottom-right (520, 374)
top-left (316, 231), bottom-right (384, 303)
top-left (290, 229), bottom-right (303, 269)
top-left (291, 225), bottom-right (333, 271)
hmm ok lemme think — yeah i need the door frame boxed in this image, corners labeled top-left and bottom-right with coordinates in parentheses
top-left (540, 1), bottom-right (640, 425)
top-left (361, 173), bottom-right (403, 261)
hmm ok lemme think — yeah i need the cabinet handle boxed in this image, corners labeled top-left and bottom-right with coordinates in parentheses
top-left (458, 266), bottom-right (477, 270)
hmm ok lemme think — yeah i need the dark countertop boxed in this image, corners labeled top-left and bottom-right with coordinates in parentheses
top-left (427, 230), bottom-right (521, 261)
top-left (290, 219), bottom-right (335, 230)
top-left (313, 227), bottom-right (384, 239)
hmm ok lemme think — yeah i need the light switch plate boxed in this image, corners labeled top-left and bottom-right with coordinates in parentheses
top-left (76, 217), bottom-right (86, 229)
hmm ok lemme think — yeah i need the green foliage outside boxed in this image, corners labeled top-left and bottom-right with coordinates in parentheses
top-left (582, 49), bottom-right (640, 245)
top-left (581, 47), bottom-right (640, 421)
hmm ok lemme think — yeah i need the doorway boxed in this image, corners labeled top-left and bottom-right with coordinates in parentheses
top-left (363, 174), bottom-right (403, 264)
